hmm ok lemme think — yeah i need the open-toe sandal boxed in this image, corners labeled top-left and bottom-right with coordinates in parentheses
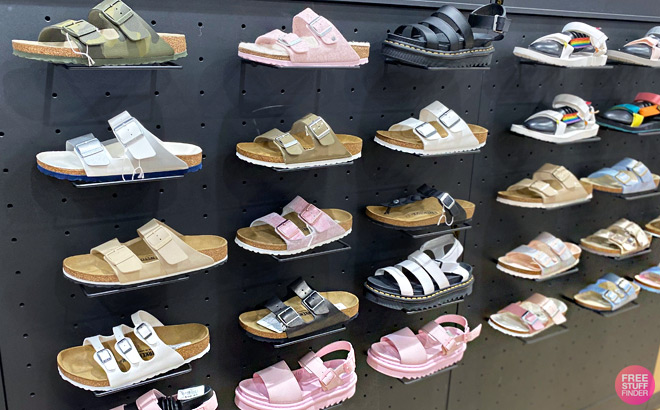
top-left (581, 158), bottom-right (659, 194)
top-left (111, 385), bottom-right (218, 410)
top-left (645, 215), bottom-right (660, 237)
top-left (597, 92), bottom-right (660, 134)
top-left (608, 27), bottom-right (660, 67)
top-left (580, 219), bottom-right (651, 257)
top-left (497, 232), bottom-right (580, 280)
top-left (635, 267), bottom-right (660, 293)
top-left (488, 293), bottom-right (567, 338)
top-left (574, 274), bottom-right (639, 311)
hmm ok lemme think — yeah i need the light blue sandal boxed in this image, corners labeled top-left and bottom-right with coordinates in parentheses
top-left (574, 273), bottom-right (640, 311)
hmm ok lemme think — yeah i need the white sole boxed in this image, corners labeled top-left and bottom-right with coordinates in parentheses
top-left (496, 195), bottom-right (592, 209)
top-left (510, 124), bottom-right (599, 144)
top-left (496, 258), bottom-right (579, 280)
top-left (235, 229), bottom-right (352, 256)
top-left (373, 136), bottom-right (485, 156)
top-left (608, 50), bottom-right (660, 67)
top-left (487, 319), bottom-right (538, 338)
top-left (645, 229), bottom-right (660, 238)
top-left (579, 245), bottom-right (649, 258)
top-left (235, 152), bottom-right (361, 169)
top-left (514, 47), bottom-right (608, 67)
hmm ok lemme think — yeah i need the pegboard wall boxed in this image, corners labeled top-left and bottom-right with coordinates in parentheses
top-left (0, 1), bottom-right (659, 410)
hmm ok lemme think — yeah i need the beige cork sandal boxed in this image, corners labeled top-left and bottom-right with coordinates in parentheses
top-left (57, 311), bottom-right (209, 391)
top-left (63, 219), bottom-right (227, 287)
top-left (645, 215), bottom-right (660, 237)
top-left (580, 219), bottom-right (651, 257)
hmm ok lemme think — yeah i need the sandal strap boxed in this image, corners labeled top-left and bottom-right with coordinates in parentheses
top-left (420, 101), bottom-right (473, 140)
top-left (552, 94), bottom-right (593, 120)
top-left (264, 297), bottom-right (305, 329)
top-left (136, 220), bottom-right (189, 265)
top-left (394, 260), bottom-right (436, 295)
top-left (91, 0), bottom-right (153, 42)
top-left (381, 327), bottom-right (427, 365)
top-left (590, 229), bottom-right (639, 254)
top-left (432, 6), bottom-right (475, 50)
top-left (419, 314), bottom-right (481, 353)
top-left (416, 19), bottom-right (460, 50)
top-left (408, 250), bottom-right (450, 289)
top-left (298, 341), bottom-right (355, 391)
top-left (108, 111), bottom-right (157, 160)
top-left (533, 164), bottom-right (581, 190)
top-left (255, 361), bottom-right (303, 404)
top-left (417, 184), bottom-right (468, 223)
top-left (500, 303), bottom-right (545, 332)
top-left (587, 167), bottom-right (639, 190)
top-left (38, 19), bottom-right (106, 46)
top-left (526, 293), bottom-right (566, 325)
top-left (254, 129), bottom-right (305, 156)
top-left (625, 37), bottom-right (660, 60)
top-left (255, 30), bottom-right (309, 54)
top-left (530, 232), bottom-right (573, 261)
top-left (635, 92), bottom-right (660, 105)
top-left (510, 178), bottom-right (559, 198)
top-left (283, 196), bottom-right (344, 236)
top-left (289, 278), bottom-right (331, 316)
top-left (66, 134), bottom-right (112, 168)
top-left (251, 212), bottom-right (310, 250)
top-left (609, 219), bottom-right (649, 248)
top-left (92, 239), bottom-right (143, 274)
top-left (601, 273), bottom-right (636, 297)
top-left (507, 245), bottom-right (557, 270)
top-left (563, 22), bottom-right (608, 53)
top-left (468, 0), bottom-right (511, 35)
top-left (293, 9), bottom-right (345, 46)
top-left (375, 266), bottom-right (415, 296)
top-left (134, 389), bottom-right (166, 410)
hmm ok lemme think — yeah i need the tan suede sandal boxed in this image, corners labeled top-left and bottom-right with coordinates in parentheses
top-left (580, 219), bottom-right (651, 257)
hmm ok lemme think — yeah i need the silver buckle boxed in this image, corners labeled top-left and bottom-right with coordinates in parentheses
top-left (116, 338), bottom-right (133, 354)
top-left (96, 348), bottom-right (114, 364)
top-left (75, 139), bottom-right (104, 158)
top-left (603, 290), bottom-right (620, 303)
top-left (307, 117), bottom-right (330, 140)
top-left (277, 36), bottom-right (302, 48)
top-left (144, 226), bottom-right (172, 250)
top-left (309, 16), bottom-right (332, 37)
top-left (438, 109), bottom-right (460, 129)
top-left (414, 122), bottom-right (438, 139)
top-left (136, 323), bottom-right (155, 343)
top-left (521, 311), bottom-right (538, 326)
top-left (615, 278), bottom-right (633, 293)
top-left (302, 291), bottom-right (324, 313)
top-left (633, 162), bottom-right (648, 177)
top-left (492, 15), bottom-right (504, 33)
top-left (276, 306), bottom-right (300, 327)
top-left (114, 118), bottom-right (143, 146)
top-left (275, 133), bottom-right (298, 148)
top-left (615, 171), bottom-right (632, 184)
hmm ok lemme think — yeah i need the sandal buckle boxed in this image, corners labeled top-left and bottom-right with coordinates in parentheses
top-left (603, 290), bottom-right (620, 303)
top-left (114, 118), bottom-right (143, 146)
top-left (277, 36), bottom-right (302, 48)
top-left (319, 369), bottom-right (342, 391)
top-left (438, 109), bottom-right (461, 129)
top-left (521, 311), bottom-right (539, 326)
top-left (276, 306), bottom-right (301, 327)
top-left (300, 204), bottom-right (323, 225)
top-left (309, 16), bottom-right (333, 38)
top-left (632, 162), bottom-right (648, 177)
top-left (275, 133), bottom-right (298, 149)
top-left (95, 349), bottom-right (115, 367)
top-left (136, 323), bottom-right (157, 344)
top-left (144, 226), bottom-right (172, 251)
top-left (307, 117), bottom-right (331, 140)
top-left (103, 0), bottom-right (135, 26)
top-left (116, 338), bottom-right (133, 355)
top-left (105, 245), bottom-right (135, 265)
top-left (614, 171), bottom-right (632, 184)
top-left (276, 220), bottom-right (299, 240)
top-left (492, 15), bottom-right (505, 33)
top-left (302, 291), bottom-right (325, 314)
top-left (414, 122), bottom-right (439, 139)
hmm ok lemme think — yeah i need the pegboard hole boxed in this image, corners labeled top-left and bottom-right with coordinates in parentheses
top-left (199, 56), bottom-right (204, 62)
top-left (201, 123), bottom-right (205, 128)
top-left (154, 91), bottom-right (160, 96)
top-left (7, 204), bottom-right (12, 208)
top-left (44, 16), bottom-right (51, 21)
top-left (105, 91), bottom-right (111, 97)
top-left (52, 93), bottom-right (57, 98)
top-left (200, 90), bottom-right (205, 95)
top-left (280, 89), bottom-right (285, 94)
top-left (55, 129), bottom-right (61, 134)
top-left (241, 24), bottom-right (246, 29)
top-left (64, 231), bottom-right (70, 236)
top-left (198, 22), bottom-right (204, 27)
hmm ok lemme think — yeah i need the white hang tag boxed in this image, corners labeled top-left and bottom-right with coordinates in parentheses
top-left (256, 303), bottom-right (348, 333)
top-left (177, 385), bottom-right (205, 400)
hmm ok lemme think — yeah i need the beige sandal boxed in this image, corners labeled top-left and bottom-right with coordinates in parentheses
top-left (496, 232), bottom-right (580, 279)
top-left (580, 219), bottom-right (651, 257)
top-left (645, 215), bottom-right (660, 237)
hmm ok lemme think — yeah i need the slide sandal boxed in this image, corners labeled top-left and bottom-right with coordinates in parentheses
top-left (37, 111), bottom-right (202, 183)
top-left (580, 219), bottom-right (651, 257)
top-left (234, 341), bottom-right (357, 410)
top-left (581, 158), bottom-right (660, 194)
top-left (597, 92), bottom-right (660, 134)
top-left (62, 219), bottom-right (227, 287)
top-left (375, 101), bottom-right (487, 155)
top-left (496, 232), bottom-right (580, 280)
top-left (645, 215), bottom-right (660, 237)
top-left (367, 314), bottom-right (480, 380)
top-left (236, 114), bottom-right (362, 169)
top-left (608, 27), bottom-right (660, 67)
top-left (111, 385), bottom-right (218, 410)
top-left (574, 274), bottom-right (640, 311)
top-left (57, 311), bottom-right (210, 391)
top-left (510, 94), bottom-right (599, 143)
top-left (238, 8), bottom-right (369, 67)
top-left (12, 1), bottom-right (186, 66)
top-left (634, 267), bottom-right (660, 293)
top-left (513, 22), bottom-right (608, 67)
top-left (366, 184), bottom-right (474, 229)
top-left (488, 294), bottom-right (567, 338)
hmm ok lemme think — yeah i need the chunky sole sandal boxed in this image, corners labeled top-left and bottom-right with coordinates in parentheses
top-left (608, 50), bottom-right (660, 67)
top-left (110, 385), bottom-right (218, 410)
top-left (634, 268), bottom-right (660, 294)
top-left (383, 42), bottom-right (494, 68)
top-left (488, 294), bottom-right (567, 338)
top-left (511, 123), bottom-right (597, 143)
top-left (607, 28), bottom-right (660, 67)
top-left (574, 274), bottom-right (640, 311)
top-left (597, 93), bottom-right (660, 134)
top-left (580, 219), bottom-right (651, 257)
top-left (581, 158), bottom-right (660, 194)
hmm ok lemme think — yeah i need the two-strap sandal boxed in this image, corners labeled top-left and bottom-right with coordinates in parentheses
top-left (12, 0), bottom-right (186, 66)
top-left (510, 94), bottom-right (599, 143)
top-left (634, 267), bottom-right (660, 293)
top-left (497, 163), bottom-right (592, 208)
top-left (496, 232), bottom-right (580, 280)
top-left (234, 341), bottom-right (357, 410)
top-left (597, 92), bottom-right (660, 134)
top-left (111, 385), bottom-right (218, 410)
top-left (235, 196), bottom-right (352, 255)
top-left (488, 293), bottom-right (568, 338)
top-left (238, 278), bottom-right (359, 343)
top-left (364, 234), bottom-right (473, 312)
top-left (580, 219), bottom-right (651, 257)
top-left (57, 311), bottom-right (210, 391)
top-left (37, 111), bottom-right (202, 183)
top-left (608, 27), bottom-right (660, 67)
top-left (238, 8), bottom-right (369, 67)
top-left (513, 22), bottom-right (608, 67)
top-left (574, 273), bottom-right (640, 311)
top-left (645, 215), bottom-right (660, 237)
top-left (581, 158), bottom-right (659, 194)
top-left (236, 114), bottom-right (362, 169)
top-left (367, 314), bottom-right (480, 380)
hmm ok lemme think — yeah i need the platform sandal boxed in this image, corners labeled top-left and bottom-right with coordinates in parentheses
top-left (608, 27), bottom-right (660, 67)
top-left (12, 1), bottom-right (186, 66)
top-left (496, 232), bottom-right (580, 280)
top-left (111, 385), bottom-right (218, 410)
top-left (364, 234), bottom-right (473, 312)
top-left (57, 311), bottom-right (210, 391)
top-left (580, 219), bottom-right (651, 258)
top-left (510, 94), bottom-right (598, 143)
top-left (239, 278), bottom-right (359, 343)
top-left (497, 164), bottom-right (592, 208)
top-left (581, 158), bottom-right (659, 194)
top-left (367, 314), bottom-right (480, 380)
top-left (374, 101), bottom-right (488, 155)
top-left (236, 114), bottom-right (362, 169)
top-left (597, 92), bottom-right (660, 134)
top-left (238, 8), bottom-right (369, 67)
top-left (234, 341), bottom-right (357, 410)
top-left (574, 274), bottom-right (639, 311)
top-left (634, 267), bottom-right (660, 293)
top-left (382, 1), bottom-right (510, 68)
top-left (488, 294), bottom-right (567, 338)
top-left (644, 215), bottom-right (660, 237)
top-left (366, 184), bottom-right (474, 229)
top-left (513, 22), bottom-right (608, 67)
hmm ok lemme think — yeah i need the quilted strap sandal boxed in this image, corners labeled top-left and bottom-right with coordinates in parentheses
top-left (510, 94), bottom-right (598, 143)
top-left (364, 234), bottom-right (473, 312)
top-left (581, 158), bottom-right (659, 194)
top-left (574, 273), bottom-right (640, 311)
top-left (597, 92), bottom-right (660, 134)
top-left (234, 341), bottom-right (357, 410)
top-left (645, 215), bottom-right (660, 237)
top-left (580, 219), bottom-right (651, 257)
top-left (235, 196), bottom-right (352, 255)
top-left (608, 27), bottom-right (660, 67)
top-left (236, 114), bottom-right (362, 169)
top-left (62, 219), bottom-right (227, 286)
top-left (635, 267), bottom-right (660, 293)
top-left (111, 385), bottom-right (218, 410)
top-left (497, 163), bottom-right (592, 208)
top-left (239, 278), bottom-right (359, 343)
top-left (367, 314), bottom-right (481, 380)
top-left (57, 311), bottom-right (210, 391)
top-left (488, 293), bottom-right (567, 338)
top-left (375, 101), bottom-right (488, 155)
top-left (12, 0), bottom-right (186, 66)
top-left (382, 0), bottom-right (510, 68)
top-left (238, 8), bottom-right (369, 67)
top-left (496, 232), bottom-right (580, 279)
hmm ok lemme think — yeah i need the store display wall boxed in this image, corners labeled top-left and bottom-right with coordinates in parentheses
top-left (0, 1), bottom-right (659, 410)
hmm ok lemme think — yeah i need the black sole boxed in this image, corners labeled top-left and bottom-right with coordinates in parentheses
top-left (244, 313), bottom-right (359, 344)
top-left (382, 40), bottom-right (493, 68)
top-left (597, 118), bottom-right (660, 134)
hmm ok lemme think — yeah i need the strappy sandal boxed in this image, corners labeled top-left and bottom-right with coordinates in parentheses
top-left (367, 314), bottom-right (480, 380)
top-left (236, 114), bottom-right (362, 169)
top-left (234, 341), bottom-right (357, 410)
top-left (497, 164), bottom-right (592, 208)
top-left (235, 196), bottom-right (352, 255)
top-left (238, 8), bottom-right (369, 67)
top-left (37, 111), bottom-right (202, 183)
top-left (581, 158), bottom-right (659, 194)
top-left (111, 386), bottom-right (218, 410)
top-left (597, 93), bottom-right (660, 134)
top-left (510, 94), bottom-right (599, 143)
top-left (496, 232), bottom-right (580, 280)
top-left (364, 235), bottom-right (473, 312)
top-left (488, 294), bottom-right (567, 338)
top-left (574, 274), bottom-right (640, 311)
top-left (12, 1), bottom-right (186, 66)
top-left (580, 219), bottom-right (651, 257)
top-left (57, 311), bottom-right (210, 391)
top-left (513, 22), bottom-right (608, 67)
top-left (374, 101), bottom-right (488, 155)
top-left (239, 278), bottom-right (359, 343)
top-left (644, 215), bottom-right (660, 237)
top-left (608, 27), bottom-right (660, 67)
top-left (634, 267), bottom-right (660, 293)
top-left (366, 184), bottom-right (474, 229)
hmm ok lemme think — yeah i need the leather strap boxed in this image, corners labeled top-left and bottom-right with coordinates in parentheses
top-left (500, 303), bottom-right (545, 331)
top-left (468, 0), bottom-right (511, 35)
top-left (91, 239), bottom-right (142, 275)
top-left (289, 278), bottom-right (330, 316)
top-left (264, 297), bottom-right (305, 329)
top-left (136, 220), bottom-right (189, 266)
top-left (526, 293), bottom-right (566, 324)
top-left (381, 327), bottom-right (427, 365)
top-left (254, 129), bottom-right (304, 156)
top-left (298, 341), bottom-right (355, 391)
top-left (108, 111), bottom-right (156, 160)
top-left (93, 0), bottom-right (152, 41)
top-left (254, 361), bottom-right (303, 404)
top-left (255, 30), bottom-right (309, 55)
top-left (432, 6), bottom-right (474, 50)
top-left (66, 134), bottom-right (111, 167)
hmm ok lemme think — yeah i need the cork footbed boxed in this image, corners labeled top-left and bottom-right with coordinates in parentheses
top-left (580, 174), bottom-right (660, 193)
top-left (497, 242), bottom-right (581, 275)
top-left (63, 235), bottom-right (227, 284)
top-left (574, 283), bottom-right (640, 311)
top-left (645, 222), bottom-right (660, 236)
top-left (238, 40), bottom-right (370, 61)
top-left (490, 298), bottom-right (566, 335)
top-left (375, 123), bottom-right (488, 150)
top-left (366, 197), bottom-right (474, 227)
top-left (497, 181), bottom-right (593, 204)
top-left (580, 232), bottom-right (652, 256)
top-left (236, 134), bottom-right (362, 164)
top-left (236, 209), bottom-right (352, 251)
top-left (635, 272), bottom-right (660, 290)
top-left (239, 291), bottom-right (359, 340)
top-left (57, 323), bottom-right (209, 388)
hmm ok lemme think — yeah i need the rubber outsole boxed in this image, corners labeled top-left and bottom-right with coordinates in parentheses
top-left (496, 258), bottom-right (579, 280)
top-left (37, 163), bottom-right (202, 182)
top-left (236, 152), bottom-right (361, 169)
top-left (234, 229), bottom-right (352, 256)
top-left (608, 50), bottom-right (660, 67)
top-left (597, 118), bottom-right (660, 134)
top-left (382, 40), bottom-right (493, 68)
top-left (13, 49), bottom-right (187, 66)
top-left (496, 195), bottom-right (592, 209)
top-left (510, 124), bottom-right (599, 144)
top-left (374, 136), bottom-right (485, 156)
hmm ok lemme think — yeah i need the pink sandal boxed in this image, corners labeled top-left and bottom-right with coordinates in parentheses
top-left (110, 385), bottom-right (217, 410)
top-left (366, 315), bottom-right (481, 380)
top-left (234, 341), bottom-right (357, 410)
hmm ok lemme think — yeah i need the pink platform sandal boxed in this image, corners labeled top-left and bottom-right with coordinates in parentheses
top-left (366, 314), bottom-right (481, 380)
top-left (234, 341), bottom-right (357, 410)
top-left (110, 385), bottom-right (217, 410)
